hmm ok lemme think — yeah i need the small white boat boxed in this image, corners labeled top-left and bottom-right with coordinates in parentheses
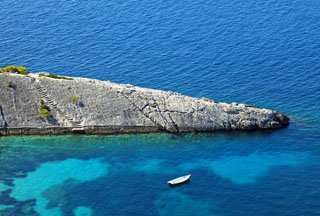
top-left (167, 174), bottom-right (192, 185)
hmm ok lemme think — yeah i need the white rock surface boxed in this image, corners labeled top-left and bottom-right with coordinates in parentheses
top-left (0, 72), bottom-right (289, 135)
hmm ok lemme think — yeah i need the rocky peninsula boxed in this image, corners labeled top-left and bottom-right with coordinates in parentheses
top-left (0, 70), bottom-right (289, 135)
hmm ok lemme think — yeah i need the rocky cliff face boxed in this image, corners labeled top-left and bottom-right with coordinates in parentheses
top-left (0, 72), bottom-right (289, 135)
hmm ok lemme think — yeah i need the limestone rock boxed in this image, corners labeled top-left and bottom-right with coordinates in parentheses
top-left (0, 72), bottom-right (289, 135)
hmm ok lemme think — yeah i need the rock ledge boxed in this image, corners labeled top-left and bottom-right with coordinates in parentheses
top-left (0, 72), bottom-right (289, 135)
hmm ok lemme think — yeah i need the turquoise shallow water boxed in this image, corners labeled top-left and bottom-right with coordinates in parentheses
top-left (1, 0), bottom-right (320, 215)
top-left (1, 129), bottom-right (320, 216)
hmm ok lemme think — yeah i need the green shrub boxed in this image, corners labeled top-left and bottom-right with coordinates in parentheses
top-left (1, 65), bottom-right (16, 72)
top-left (0, 65), bottom-right (28, 75)
top-left (17, 66), bottom-right (27, 73)
top-left (37, 100), bottom-right (50, 118)
top-left (40, 104), bottom-right (50, 111)
top-left (37, 108), bottom-right (50, 118)
top-left (71, 96), bottom-right (78, 102)
top-left (39, 73), bottom-right (73, 80)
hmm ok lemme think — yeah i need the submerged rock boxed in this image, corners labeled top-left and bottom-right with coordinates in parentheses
top-left (0, 72), bottom-right (289, 135)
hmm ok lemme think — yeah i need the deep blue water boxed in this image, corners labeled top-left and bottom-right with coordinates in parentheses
top-left (0, 0), bottom-right (320, 215)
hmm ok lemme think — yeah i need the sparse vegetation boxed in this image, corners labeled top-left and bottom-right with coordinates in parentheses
top-left (40, 104), bottom-right (50, 112)
top-left (37, 100), bottom-right (50, 119)
top-left (71, 96), bottom-right (78, 102)
top-left (0, 65), bottom-right (28, 75)
top-left (37, 108), bottom-right (50, 119)
top-left (38, 73), bottom-right (73, 80)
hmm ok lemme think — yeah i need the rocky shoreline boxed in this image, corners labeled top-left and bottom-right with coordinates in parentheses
top-left (0, 72), bottom-right (289, 136)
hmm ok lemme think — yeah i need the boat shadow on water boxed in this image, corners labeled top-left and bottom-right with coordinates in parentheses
top-left (168, 179), bottom-right (191, 188)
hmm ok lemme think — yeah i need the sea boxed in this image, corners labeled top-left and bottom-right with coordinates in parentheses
top-left (0, 0), bottom-right (320, 215)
